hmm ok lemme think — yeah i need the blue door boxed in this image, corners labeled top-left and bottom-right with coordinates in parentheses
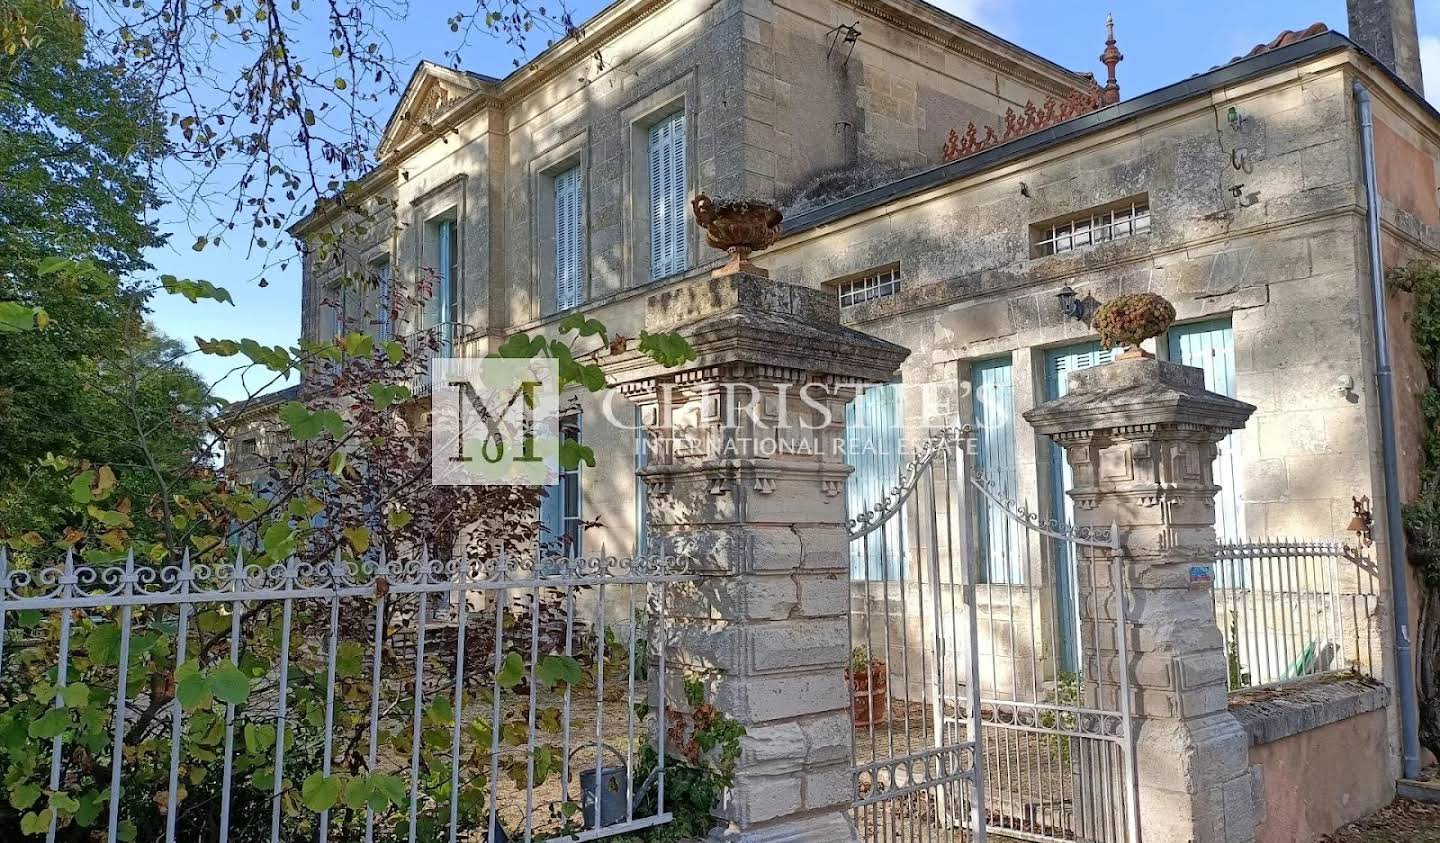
top-left (973, 358), bottom-right (1020, 583)
top-left (1168, 319), bottom-right (1245, 539)
top-left (845, 382), bottom-right (905, 580)
top-left (1045, 341), bottom-right (1120, 671)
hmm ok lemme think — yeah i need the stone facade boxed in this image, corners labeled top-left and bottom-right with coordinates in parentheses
top-left (266, 0), bottom-right (1440, 814)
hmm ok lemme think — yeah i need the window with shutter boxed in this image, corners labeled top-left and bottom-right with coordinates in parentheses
top-left (844, 382), bottom-right (905, 580)
top-left (648, 112), bottom-right (687, 280)
top-left (1044, 340), bottom-right (1121, 670)
top-left (1168, 319), bottom-right (1244, 539)
top-left (973, 358), bottom-right (1020, 583)
top-left (554, 166), bottom-right (583, 311)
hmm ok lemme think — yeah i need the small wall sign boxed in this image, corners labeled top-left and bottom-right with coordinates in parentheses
top-left (1189, 565), bottom-right (1214, 587)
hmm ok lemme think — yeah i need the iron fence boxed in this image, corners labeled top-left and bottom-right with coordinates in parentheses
top-left (1212, 538), bottom-right (1379, 691)
top-left (0, 547), bottom-right (693, 843)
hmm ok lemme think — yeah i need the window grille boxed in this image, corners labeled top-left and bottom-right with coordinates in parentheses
top-left (1034, 200), bottom-right (1150, 257)
top-left (837, 268), bottom-right (901, 307)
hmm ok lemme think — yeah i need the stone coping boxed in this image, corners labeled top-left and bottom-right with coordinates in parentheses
top-left (1228, 674), bottom-right (1391, 747)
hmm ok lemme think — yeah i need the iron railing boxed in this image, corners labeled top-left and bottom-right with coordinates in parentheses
top-left (1212, 538), bottom-right (1378, 691)
top-left (0, 547), bottom-right (692, 843)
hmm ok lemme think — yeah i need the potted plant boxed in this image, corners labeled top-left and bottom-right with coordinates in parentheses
top-left (1091, 292), bottom-right (1176, 358)
top-left (691, 194), bottom-right (783, 278)
top-left (847, 646), bottom-right (888, 727)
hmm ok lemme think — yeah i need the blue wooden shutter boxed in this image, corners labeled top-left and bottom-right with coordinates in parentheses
top-left (1045, 341), bottom-right (1120, 670)
top-left (845, 382), bottom-right (905, 580)
top-left (649, 113), bottom-right (687, 280)
top-left (1169, 319), bottom-right (1245, 539)
top-left (973, 358), bottom-right (1020, 583)
top-left (554, 166), bottom-right (583, 311)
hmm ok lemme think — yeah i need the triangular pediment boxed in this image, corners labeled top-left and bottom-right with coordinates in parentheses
top-left (377, 62), bottom-right (490, 159)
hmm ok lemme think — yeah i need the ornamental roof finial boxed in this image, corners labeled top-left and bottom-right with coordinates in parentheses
top-left (1100, 13), bottom-right (1124, 106)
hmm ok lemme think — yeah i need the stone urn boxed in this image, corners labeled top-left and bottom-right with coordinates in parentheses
top-left (1092, 292), bottom-right (1176, 358)
top-left (691, 194), bottom-right (783, 278)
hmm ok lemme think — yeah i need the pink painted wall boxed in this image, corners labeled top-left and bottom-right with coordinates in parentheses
top-left (1252, 709), bottom-right (1395, 843)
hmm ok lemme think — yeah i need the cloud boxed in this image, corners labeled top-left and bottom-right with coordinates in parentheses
top-left (1423, 34), bottom-right (1440, 102)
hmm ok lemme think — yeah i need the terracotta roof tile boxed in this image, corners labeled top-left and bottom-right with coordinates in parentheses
top-left (1218, 22), bottom-right (1329, 69)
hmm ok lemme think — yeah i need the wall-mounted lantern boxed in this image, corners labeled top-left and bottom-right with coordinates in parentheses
top-left (1057, 285), bottom-right (1086, 322)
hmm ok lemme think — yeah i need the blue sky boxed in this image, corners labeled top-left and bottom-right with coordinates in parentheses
top-left (146, 0), bottom-right (1433, 400)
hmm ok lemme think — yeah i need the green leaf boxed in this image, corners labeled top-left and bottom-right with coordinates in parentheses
top-left (343, 332), bottom-right (374, 358)
top-left (28, 708), bottom-right (68, 740)
top-left (262, 522), bottom-right (298, 560)
top-left (385, 340), bottom-right (406, 365)
top-left (0, 302), bottom-right (45, 332)
top-left (20, 809), bottom-right (51, 835)
top-left (535, 654), bottom-right (584, 689)
top-left (638, 330), bottom-right (697, 367)
top-left (62, 683), bottom-right (90, 709)
top-left (207, 662), bottom-right (252, 706)
top-left (9, 783), bottom-right (41, 810)
top-left (342, 526), bottom-right (370, 554)
top-left (69, 470), bottom-right (95, 504)
top-left (118, 820), bottom-right (137, 842)
top-left (161, 275), bottom-right (234, 305)
top-left (86, 625), bottom-right (121, 666)
top-left (559, 439), bottom-right (595, 471)
top-left (369, 773), bottom-right (407, 810)
top-left (176, 661), bottom-right (211, 710)
top-left (496, 651), bottom-right (525, 689)
top-left (386, 509), bottom-right (413, 530)
top-left (299, 772), bottom-right (341, 812)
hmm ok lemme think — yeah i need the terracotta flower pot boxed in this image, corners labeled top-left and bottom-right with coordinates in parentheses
top-left (1092, 292), bottom-right (1177, 358)
top-left (691, 195), bottom-right (783, 278)
top-left (847, 662), bottom-right (888, 727)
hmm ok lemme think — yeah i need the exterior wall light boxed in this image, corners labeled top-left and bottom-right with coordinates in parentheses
top-left (1057, 285), bottom-right (1086, 321)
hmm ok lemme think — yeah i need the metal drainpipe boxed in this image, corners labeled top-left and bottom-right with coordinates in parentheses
top-left (1353, 80), bottom-right (1422, 781)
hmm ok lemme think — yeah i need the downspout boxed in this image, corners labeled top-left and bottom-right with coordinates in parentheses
top-left (1353, 80), bottom-right (1422, 781)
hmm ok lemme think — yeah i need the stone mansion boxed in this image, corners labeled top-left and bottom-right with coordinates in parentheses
top-left (225, 0), bottom-right (1440, 816)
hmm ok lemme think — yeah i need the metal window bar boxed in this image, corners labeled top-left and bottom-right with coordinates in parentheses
top-left (838, 269), bottom-right (901, 308)
top-left (1034, 202), bottom-right (1150, 258)
top-left (0, 547), bottom-right (693, 843)
top-left (1212, 538), bottom-right (1376, 691)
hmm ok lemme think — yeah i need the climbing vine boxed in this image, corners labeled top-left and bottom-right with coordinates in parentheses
top-left (1382, 261), bottom-right (1440, 757)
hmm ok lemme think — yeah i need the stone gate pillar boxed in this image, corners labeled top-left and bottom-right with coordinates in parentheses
top-left (1024, 355), bottom-right (1258, 843)
top-left (602, 273), bottom-right (909, 843)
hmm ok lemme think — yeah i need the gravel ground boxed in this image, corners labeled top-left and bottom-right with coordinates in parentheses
top-left (1320, 799), bottom-right (1440, 842)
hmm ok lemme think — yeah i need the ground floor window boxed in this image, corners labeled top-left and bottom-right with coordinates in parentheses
top-left (845, 382), bottom-right (905, 579)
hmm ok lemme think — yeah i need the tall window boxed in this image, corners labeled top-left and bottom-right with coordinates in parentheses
top-left (554, 166), bottom-right (583, 311)
top-left (1045, 341), bottom-right (1121, 670)
top-left (1169, 319), bottom-right (1244, 539)
top-left (648, 112), bottom-right (687, 280)
top-left (422, 217), bottom-right (460, 351)
top-left (328, 284), bottom-right (348, 340)
top-left (844, 382), bottom-right (904, 580)
top-left (1034, 198), bottom-right (1150, 257)
top-left (541, 414), bottom-right (583, 555)
top-left (371, 257), bottom-right (392, 341)
top-left (973, 358), bottom-right (1020, 583)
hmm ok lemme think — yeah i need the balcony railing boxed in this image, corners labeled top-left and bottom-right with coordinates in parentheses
top-left (401, 321), bottom-right (480, 397)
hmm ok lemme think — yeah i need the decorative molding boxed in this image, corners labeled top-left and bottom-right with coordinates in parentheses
top-left (942, 86), bottom-right (1106, 163)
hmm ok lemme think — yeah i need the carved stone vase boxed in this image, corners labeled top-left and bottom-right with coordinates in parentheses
top-left (691, 194), bottom-right (783, 278)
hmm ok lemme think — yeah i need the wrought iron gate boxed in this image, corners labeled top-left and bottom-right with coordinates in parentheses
top-left (846, 427), bottom-right (1137, 843)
